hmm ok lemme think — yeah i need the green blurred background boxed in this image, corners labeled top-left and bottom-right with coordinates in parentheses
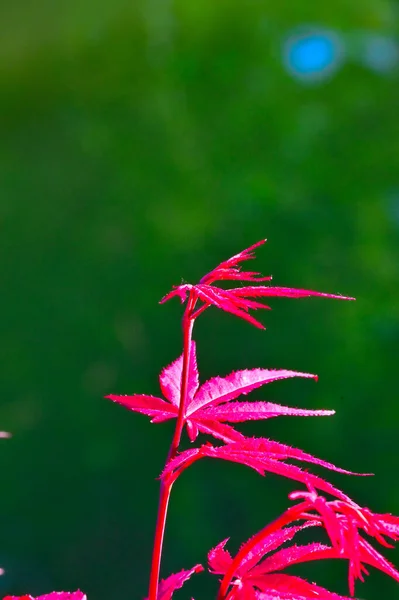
top-left (0, 1), bottom-right (398, 598)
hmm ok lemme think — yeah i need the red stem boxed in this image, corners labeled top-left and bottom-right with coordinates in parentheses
top-left (148, 298), bottom-right (196, 600)
top-left (147, 478), bottom-right (173, 600)
top-left (170, 314), bottom-right (195, 456)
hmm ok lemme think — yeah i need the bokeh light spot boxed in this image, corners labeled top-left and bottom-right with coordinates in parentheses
top-left (363, 34), bottom-right (398, 73)
top-left (284, 28), bottom-right (344, 83)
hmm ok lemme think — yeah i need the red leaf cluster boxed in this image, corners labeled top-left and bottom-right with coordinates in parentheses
top-left (160, 240), bottom-right (354, 329)
top-left (210, 485), bottom-right (399, 599)
top-left (104, 241), bottom-right (398, 600)
top-left (107, 341), bottom-right (333, 444)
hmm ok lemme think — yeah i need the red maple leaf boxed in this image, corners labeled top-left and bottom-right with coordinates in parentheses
top-left (107, 342), bottom-right (334, 444)
top-left (143, 564), bottom-right (203, 600)
top-left (160, 240), bottom-right (354, 329)
top-left (161, 436), bottom-right (364, 501)
top-left (208, 526), bottom-right (351, 600)
top-left (3, 593), bottom-right (86, 600)
top-left (288, 486), bottom-right (399, 596)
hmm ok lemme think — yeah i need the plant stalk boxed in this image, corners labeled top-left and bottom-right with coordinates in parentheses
top-left (148, 300), bottom-right (196, 600)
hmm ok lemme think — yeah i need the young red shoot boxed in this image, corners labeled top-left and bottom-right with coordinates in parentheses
top-left (103, 239), bottom-right (398, 600)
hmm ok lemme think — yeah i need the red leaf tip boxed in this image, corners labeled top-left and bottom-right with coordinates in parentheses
top-left (160, 239), bottom-right (354, 328)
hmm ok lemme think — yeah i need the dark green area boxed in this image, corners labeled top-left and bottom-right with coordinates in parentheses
top-left (0, 1), bottom-right (398, 598)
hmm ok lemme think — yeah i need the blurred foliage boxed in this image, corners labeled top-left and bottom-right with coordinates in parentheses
top-left (0, 0), bottom-right (398, 598)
